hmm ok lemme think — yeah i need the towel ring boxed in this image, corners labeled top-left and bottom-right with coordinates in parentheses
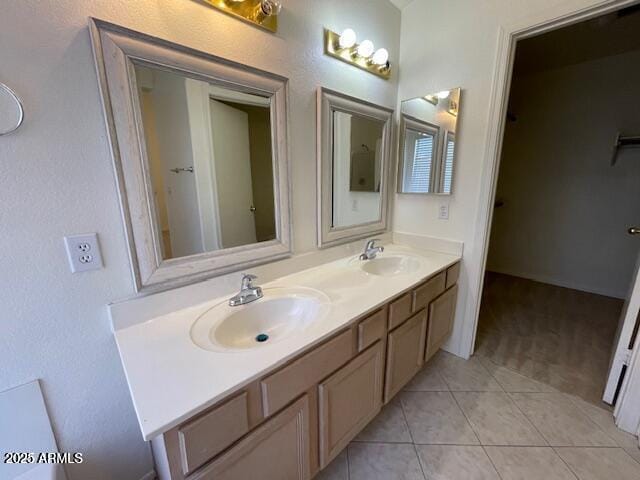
top-left (0, 82), bottom-right (25, 136)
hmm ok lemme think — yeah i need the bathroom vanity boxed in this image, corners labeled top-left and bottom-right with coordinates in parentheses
top-left (112, 250), bottom-right (460, 480)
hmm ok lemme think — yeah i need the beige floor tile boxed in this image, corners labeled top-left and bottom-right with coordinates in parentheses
top-left (454, 392), bottom-right (546, 446)
top-left (566, 395), bottom-right (638, 452)
top-left (400, 391), bottom-right (479, 445)
top-left (555, 447), bottom-right (640, 480)
top-left (485, 446), bottom-right (577, 480)
top-left (347, 442), bottom-right (425, 480)
top-left (416, 445), bottom-right (500, 480)
top-left (404, 361), bottom-right (449, 391)
top-left (354, 399), bottom-right (412, 443)
top-left (432, 351), bottom-right (503, 391)
top-left (316, 449), bottom-right (348, 480)
top-left (510, 393), bottom-right (616, 447)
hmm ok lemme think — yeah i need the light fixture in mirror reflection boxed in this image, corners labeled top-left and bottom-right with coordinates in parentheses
top-left (331, 111), bottom-right (384, 228)
top-left (398, 87), bottom-right (461, 195)
top-left (135, 65), bottom-right (276, 260)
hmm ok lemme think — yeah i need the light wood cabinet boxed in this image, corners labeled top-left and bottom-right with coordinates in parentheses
top-left (425, 285), bottom-right (458, 362)
top-left (318, 342), bottom-right (384, 467)
top-left (384, 310), bottom-right (428, 402)
top-left (190, 395), bottom-right (311, 480)
top-left (152, 262), bottom-right (460, 480)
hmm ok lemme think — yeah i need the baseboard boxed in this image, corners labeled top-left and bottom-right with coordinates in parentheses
top-left (393, 231), bottom-right (464, 256)
top-left (140, 470), bottom-right (156, 480)
top-left (486, 267), bottom-right (626, 299)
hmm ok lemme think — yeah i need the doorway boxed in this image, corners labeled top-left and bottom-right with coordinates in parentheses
top-left (474, 5), bottom-right (640, 409)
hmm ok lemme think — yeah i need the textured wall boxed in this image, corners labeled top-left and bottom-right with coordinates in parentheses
top-left (0, 1), bottom-right (400, 478)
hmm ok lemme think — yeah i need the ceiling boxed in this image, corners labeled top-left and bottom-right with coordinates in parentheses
top-left (514, 4), bottom-right (640, 75)
top-left (388, 0), bottom-right (414, 10)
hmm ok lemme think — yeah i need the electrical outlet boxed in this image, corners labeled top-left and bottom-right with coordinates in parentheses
top-left (438, 202), bottom-right (450, 220)
top-left (64, 233), bottom-right (103, 273)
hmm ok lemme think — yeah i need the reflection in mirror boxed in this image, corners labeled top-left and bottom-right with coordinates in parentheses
top-left (135, 65), bottom-right (275, 260)
top-left (332, 111), bottom-right (384, 228)
top-left (398, 87), bottom-right (461, 195)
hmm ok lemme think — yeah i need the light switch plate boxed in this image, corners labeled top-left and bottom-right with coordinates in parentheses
top-left (438, 202), bottom-right (450, 220)
top-left (64, 233), bottom-right (103, 273)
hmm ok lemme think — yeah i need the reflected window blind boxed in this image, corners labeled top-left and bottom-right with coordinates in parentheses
top-left (442, 137), bottom-right (454, 194)
top-left (406, 135), bottom-right (433, 193)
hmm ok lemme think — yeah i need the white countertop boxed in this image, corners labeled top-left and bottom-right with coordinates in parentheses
top-left (113, 244), bottom-right (460, 440)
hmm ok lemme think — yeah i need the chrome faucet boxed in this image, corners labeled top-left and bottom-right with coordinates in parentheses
top-left (228, 274), bottom-right (263, 306)
top-left (359, 238), bottom-right (384, 261)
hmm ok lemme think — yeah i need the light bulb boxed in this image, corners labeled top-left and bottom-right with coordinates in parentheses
top-left (357, 40), bottom-right (375, 58)
top-left (436, 90), bottom-right (450, 99)
top-left (338, 28), bottom-right (357, 49)
top-left (371, 48), bottom-right (389, 65)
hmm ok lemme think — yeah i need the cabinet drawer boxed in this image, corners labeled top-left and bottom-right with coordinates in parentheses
top-left (191, 395), bottom-right (310, 480)
top-left (412, 272), bottom-right (446, 312)
top-left (261, 330), bottom-right (353, 417)
top-left (425, 285), bottom-right (458, 362)
top-left (388, 292), bottom-right (412, 330)
top-left (445, 262), bottom-right (460, 289)
top-left (357, 309), bottom-right (387, 352)
top-left (384, 310), bottom-right (428, 402)
top-left (178, 392), bottom-right (249, 475)
top-left (319, 342), bottom-right (384, 468)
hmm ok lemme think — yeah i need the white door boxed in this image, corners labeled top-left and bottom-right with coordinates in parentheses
top-left (209, 99), bottom-right (257, 249)
top-left (603, 229), bottom-right (640, 404)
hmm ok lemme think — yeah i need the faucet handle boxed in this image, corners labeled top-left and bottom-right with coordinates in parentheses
top-left (365, 238), bottom-right (381, 248)
top-left (241, 273), bottom-right (257, 289)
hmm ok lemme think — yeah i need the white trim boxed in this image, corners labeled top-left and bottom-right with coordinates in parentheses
top-left (139, 470), bottom-right (156, 480)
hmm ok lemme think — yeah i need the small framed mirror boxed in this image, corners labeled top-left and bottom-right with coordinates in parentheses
top-left (90, 19), bottom-right (291, 292)
top-left (317, 88), bottom-right (393, 247)
top-left (398, 88), bottom-right (461, 195)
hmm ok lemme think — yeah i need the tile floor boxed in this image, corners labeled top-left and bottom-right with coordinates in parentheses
top-left (316, 351), bottom-right (640, 480)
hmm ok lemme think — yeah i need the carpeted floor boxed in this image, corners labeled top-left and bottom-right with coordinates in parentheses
top-left (475, 272), bottom-right (624, 407)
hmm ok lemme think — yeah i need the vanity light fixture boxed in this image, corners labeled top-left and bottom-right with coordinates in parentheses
top-left (436, 90), bottom-right (451, 99)
top-left (202, 0), bottom-right (282, 33)
top-left (323, 28), bottom-right (391, 80)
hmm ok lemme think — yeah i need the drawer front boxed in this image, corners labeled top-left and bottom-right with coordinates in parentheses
top-left (191, 395), bottom-right (310, 480)
top-left (318, 342), bottom-right (384, 468)
top-left (388, 292), bottom-right (412, 330)
top-left (178, 392), bottom-right (249, 475)
top-left (425, 285), bottom-right (458, 362)
top-left (445, 262), bottom-right (460, 289)
top-left (384, 310), bottom-right (428, 402)
top-left (357, 309), bottom-right (387, 352)
top-left (412, 272), bottom-right (446, 312)
top-left (261, 330), bottom-right (353, 417)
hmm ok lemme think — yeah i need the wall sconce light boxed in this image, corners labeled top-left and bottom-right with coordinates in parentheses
top-left (202, 0), bottom-right (282, 33)
top-left (323, 28), bottom-right (391, 80)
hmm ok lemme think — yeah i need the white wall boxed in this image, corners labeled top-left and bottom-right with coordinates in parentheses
top-left (487, 50), bottom-right (640, 299)
top-left (395, 0), bottom-right (625, 357)
top-left (0, 1), bottom-right (399, 479)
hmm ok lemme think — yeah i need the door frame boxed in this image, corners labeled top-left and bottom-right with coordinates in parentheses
top-left (463, 0), bottom-right (640, 431)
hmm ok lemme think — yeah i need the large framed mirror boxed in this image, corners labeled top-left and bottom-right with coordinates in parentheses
top-left (398, 88), bottom-right (461, 195)
top-left (90, 19), bottom-right (291, 292)
top-left (317, 88), bottom-right (393, 248)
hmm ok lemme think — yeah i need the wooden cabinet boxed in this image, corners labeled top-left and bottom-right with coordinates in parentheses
top-left (425, 285), bottom-right (458, 362)
top-left (318, 342), bottom-right (384, 467)
top-left (190, 395), bottom-right (310, 480)
top-left (357, 309), bottom-right (387, 351)
top-left (413, 272), bottom-right (446, 311)
top-left (384, 310), bottom-right (428, 402)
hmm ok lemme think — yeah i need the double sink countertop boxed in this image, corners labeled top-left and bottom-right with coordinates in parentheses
top-left (111, 244), bottom-right (460, 440)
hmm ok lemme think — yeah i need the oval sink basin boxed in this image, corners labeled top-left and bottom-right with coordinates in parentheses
top-left (191, 287), bottom-right (330, 352)
top-left (360, 255), bottom-right (422, 277)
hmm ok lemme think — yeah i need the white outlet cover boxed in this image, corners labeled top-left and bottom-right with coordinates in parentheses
top-left (64, 233), bottom-right (103, 273)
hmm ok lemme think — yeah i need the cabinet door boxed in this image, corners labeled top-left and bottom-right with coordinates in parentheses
top-left (425, 285), bottom-right (458, 362)
top-left (384, 310), bottom-right (427, 402)
top-left (191, 395), bottom-right (310, 480)
top-left (318, 342), bottom-right (384, 468)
